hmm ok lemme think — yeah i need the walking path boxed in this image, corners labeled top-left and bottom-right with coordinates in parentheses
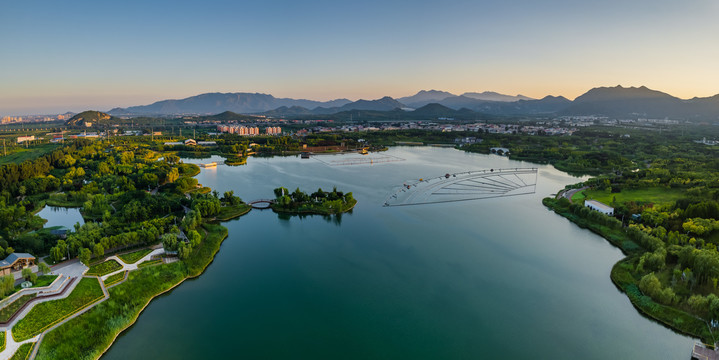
top-left (0, 261), bottom-right (89, 360)
top-left (0, 248), bottom-right (165, 359)
top-left (558, 186), bottom-right (588, 203)
top-left (27, 277), bottom-right (110, 360)
top-left (100, 249), bottom-right (165, 281)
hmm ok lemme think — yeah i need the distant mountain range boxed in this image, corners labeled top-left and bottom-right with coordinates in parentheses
top-left (108, 93), bottom-right (351, 116)
top-left (106, 86), bottom-right (719, 121)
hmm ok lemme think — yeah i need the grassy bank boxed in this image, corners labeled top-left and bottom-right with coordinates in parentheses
top-left (543, 197), bottom-right (714, 343)
top-left (185, 223), bottom-right (228, 277)
top-left (216, 204), bottom-right (251, 221)
top-left (35, 263), bottom-right (186, 360)
top-left (34, 223), bottom-right (229, 359)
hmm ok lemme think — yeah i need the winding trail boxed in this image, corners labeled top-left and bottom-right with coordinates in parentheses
top-left (100, 249), bottom-right (164, 282)
top-left (0, 247), bottom-right (165, 359)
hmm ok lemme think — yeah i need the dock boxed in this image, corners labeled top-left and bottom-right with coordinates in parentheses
top-left (200, 162), bottom-right (217, 168)
top-left (692, 343), bottom-right (719, 360)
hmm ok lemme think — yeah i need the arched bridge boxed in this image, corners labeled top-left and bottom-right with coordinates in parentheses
top-left (248, 199), bottom-right (275, 209)
top-left (384, 168), bottom-right (538, 207)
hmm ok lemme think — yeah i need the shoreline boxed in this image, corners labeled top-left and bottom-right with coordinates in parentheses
top-left (542, 197), bottom-right (713, 344)
top-left (97, 225), bottom-right (229, 359)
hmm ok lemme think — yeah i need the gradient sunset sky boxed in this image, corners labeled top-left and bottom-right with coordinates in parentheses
top-left (2, 0), bottom-right (718, 115)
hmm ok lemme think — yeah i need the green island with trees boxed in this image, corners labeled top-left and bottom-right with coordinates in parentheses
top-left (271, 187), bottom-right (357, 215)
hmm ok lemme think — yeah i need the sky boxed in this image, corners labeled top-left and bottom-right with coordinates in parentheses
top-left (2, 0), bottom-right (719, 115)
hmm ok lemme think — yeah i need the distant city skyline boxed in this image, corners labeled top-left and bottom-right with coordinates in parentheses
top-left (2, 0), bottom-right (718, 115)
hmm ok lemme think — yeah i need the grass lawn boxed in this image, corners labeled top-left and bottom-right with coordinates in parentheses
top-left (35, 263), bottom-right (187, 360)
top-left (117, 249), bottom-right (152, 264)
top-left (0, 331), bottom-right (5, 352)
top-left (0, 294), bottom-right (37, 323)
top-left (29, 275), bottom-right (58, 289)
top-left (0, 144), bottom-right (59, 166)
top-left (12, 277), bottom-right (104, 341)
top-left (137, 260), bottom-right (162, 268)
top-left (10, 342), bottom-right (33, 360)
top-left (86, 260), bottom-right (122, 277)
top-left (103, 272), bottom-right (125, 287)
top-left (216, 203), bottom-right (251, 221)
top-left (572, 187), bottom-right (686, 206)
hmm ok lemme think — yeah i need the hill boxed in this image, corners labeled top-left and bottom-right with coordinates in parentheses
top-left (461, 91), bottom-right (534, 102)
top-left (312, 96), bottom-right (407, 114)
top-left (561, 85), bottom-right (685, 118)
top-left (65, 111), bottom-right (113, 126)
top-left (108, 92), bottom-right (351, 116)
top-left (200, 111), bottom-right (266, 121)
top-left (398, 90), bottom-right (456, 108)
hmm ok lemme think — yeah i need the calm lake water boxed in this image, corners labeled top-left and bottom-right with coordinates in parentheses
top-left (36, 206), bottom-right (84, 229)
top-left (103, 147), bottom-right (694, 359)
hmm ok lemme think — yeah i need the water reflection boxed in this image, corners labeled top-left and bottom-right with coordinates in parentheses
top-left (36, 206), bottom-right (85, 229)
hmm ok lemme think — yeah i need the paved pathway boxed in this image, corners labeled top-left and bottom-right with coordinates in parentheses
top-left (100, 249), bottom-right (164, 281)
top-left (559, 186), bottom-right (588, 203)
top-left (0, 275), bottom-right (84, 360)
top-left (28, 277), bottom-right (110, 360)
top-left (0, 248), bottom-right (162, 359)
top-left (0, 261), bottom-right (88, 359)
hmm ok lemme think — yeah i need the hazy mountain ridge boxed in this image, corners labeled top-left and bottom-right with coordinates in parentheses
top-left (108, 86), bottom-right (719, 120)
top-left (108, 92), bottom-right (352, 116)
top-left (461, 91), bottom-right (534, 102)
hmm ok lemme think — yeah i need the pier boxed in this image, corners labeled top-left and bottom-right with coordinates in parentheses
top-left (692, 343), bottom-right (719, 360)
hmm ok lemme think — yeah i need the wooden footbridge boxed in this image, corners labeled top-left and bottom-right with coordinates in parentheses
top-left (384, 168), bottom-right (538, 207)
top-left (248, 199), bottom-right (274, 209)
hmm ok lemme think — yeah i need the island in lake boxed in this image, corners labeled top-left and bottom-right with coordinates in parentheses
top-left (271, 187), bottom-right (357, 215)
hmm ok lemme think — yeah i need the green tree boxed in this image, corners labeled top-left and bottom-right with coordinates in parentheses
top-left (162, 233), bottom-right (178, 252)
top-left (22, 267), bottom-right (37, 283)
top-left (0, 274), bottom-right (14, 297)
top-left (187, 230), bottom-right (201, 247)
top-left (93, 243), bottom-right (104, 258)
top-left (38, 262), bottom-right (51, 275)
top-left (79, 248), bottom-right (92, 266)
top-left (167, 168), bottom-right (179, 183)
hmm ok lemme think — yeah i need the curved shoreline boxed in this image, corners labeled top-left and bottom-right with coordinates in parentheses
top-left (543, 197), bottom-right (712, 344)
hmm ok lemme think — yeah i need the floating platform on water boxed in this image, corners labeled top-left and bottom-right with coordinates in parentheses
top-left (200, 162), bottom-right (217, 168)
top-left (692, 343), bottom-right (719, 360)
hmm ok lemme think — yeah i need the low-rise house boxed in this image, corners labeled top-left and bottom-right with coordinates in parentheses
top-left (0, 253), bottom-right (36, 276)
top-left (585, 200), bottom-right (614, 216)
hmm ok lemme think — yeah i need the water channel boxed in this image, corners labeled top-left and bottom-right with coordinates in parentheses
top-left (102, 147), bottom-right (694, 359)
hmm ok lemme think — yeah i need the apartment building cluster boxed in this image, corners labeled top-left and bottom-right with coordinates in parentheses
top-left (216, 125), bottom-right (281, 136)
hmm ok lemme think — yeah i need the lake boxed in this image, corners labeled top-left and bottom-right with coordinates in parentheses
top-left (36, 205), bottom-right (84, 229)
top-left (102, 147), bottom-right (694, 359)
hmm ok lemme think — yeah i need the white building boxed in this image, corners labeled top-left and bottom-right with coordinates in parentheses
top-left (585, 200), bottom-right (614, 215)
top-left (16, 135), bottom-right (35, 143)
